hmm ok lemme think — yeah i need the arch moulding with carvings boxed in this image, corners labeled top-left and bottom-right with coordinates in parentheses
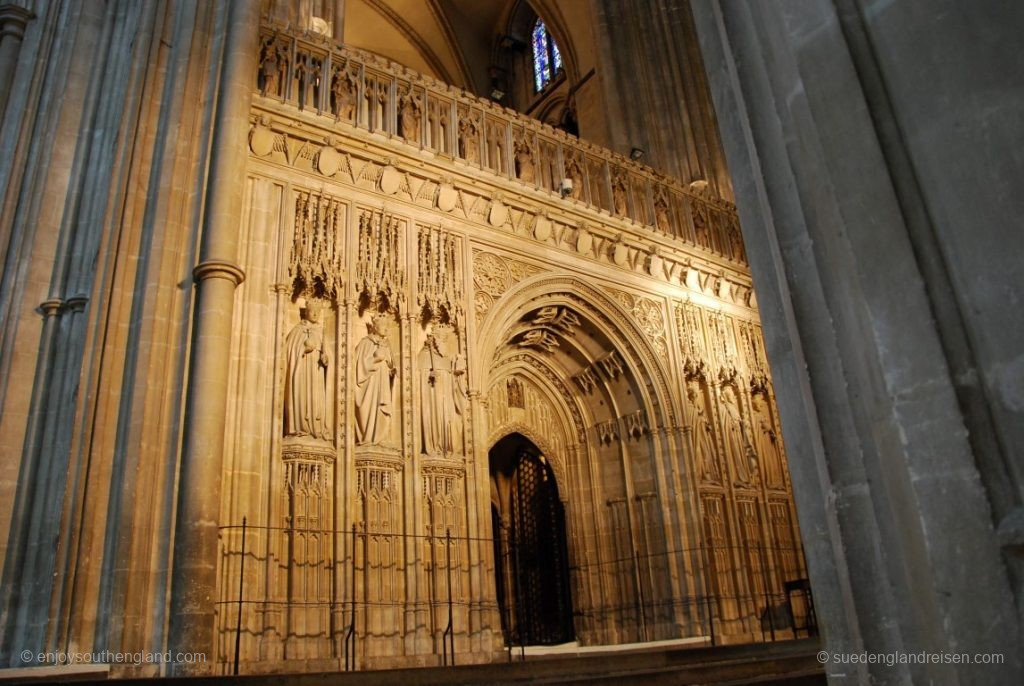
top-left (475, 272), bottom-right (676, 431)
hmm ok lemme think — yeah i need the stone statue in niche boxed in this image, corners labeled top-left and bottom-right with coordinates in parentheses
top-left (354, 314), bottom-right (396, 446)
top-left (295, 53), bottom-right (320, 110)
top-left (459, 118), bottom-right (479, 163)
top-left (692, 202), bottom-right (711, 249)
top-left (565, 158), bottom-right (583, 200)
top-left (400, 91), bottom-right (421, 142)
top-left (726, 216), bottom-right (745, 262)
top-left (655, 195), bottom-right (671, 234)
top-left (418, 328), bottom-right (467, 456)
top-left (331, 67), bottom-right (356, 121)
top-left (720, 384), bottom-right (757, 485)
top-left (259, 38), bottom-right (286, 97)
top-left (684, 378), bottom-right (720, 482)
top-left (284, 300), bottom-right (332, 441)
top-left (507, 377), bottom-right (525, 409)
top-left (515, 138), bottom-right (535, 183)
top-left (612, 178), bottom-right (628, 217)
top-left (751, 392), bottom-right (784, 488)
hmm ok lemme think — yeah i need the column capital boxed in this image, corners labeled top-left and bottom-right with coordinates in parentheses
top-left (192, 259), bottom-right (245, 286)
top-left (39, 298), bottom-right (63, 317)
top-left (0, 4), bottom-right (33, 40)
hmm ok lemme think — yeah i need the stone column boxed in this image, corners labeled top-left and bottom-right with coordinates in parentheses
top-left (168, 0), bottom-right (259, 670)
top-left (0, 3), bottom-right (33, 118)
top-left (690, 1), bottom-right (1023, 683)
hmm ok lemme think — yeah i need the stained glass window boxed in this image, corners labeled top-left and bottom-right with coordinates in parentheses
top-left (531, 19), bottom-right (563, 93)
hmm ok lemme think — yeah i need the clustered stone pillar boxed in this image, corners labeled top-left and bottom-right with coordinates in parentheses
top-left (0, 3), bottom-right (33, 118)
top-left (168, 0), bottom-right (259, 672)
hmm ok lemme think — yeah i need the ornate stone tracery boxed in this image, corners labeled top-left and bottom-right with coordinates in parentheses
top-left (356, 207), bottom-right (406, 312)
top-left (417, 223), bottom-right (464, 327)
top-left (292, 190), bottom-right (345, 300)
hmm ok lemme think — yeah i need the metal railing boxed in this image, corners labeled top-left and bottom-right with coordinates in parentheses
top-left (216, 519), bottom-right (815, 671)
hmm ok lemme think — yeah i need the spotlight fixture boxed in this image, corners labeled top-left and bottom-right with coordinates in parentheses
top-left (630, 147), bottom-right (645, 161)
top-left (490, 88), bottom-right (506, 100)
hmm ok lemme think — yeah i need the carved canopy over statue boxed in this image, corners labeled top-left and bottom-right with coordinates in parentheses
top-left (284, 300), bottom-right (333, 441)
top-left (354, 314), bottom-right (396, 446)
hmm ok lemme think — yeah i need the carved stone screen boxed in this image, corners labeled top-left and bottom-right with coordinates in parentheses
top-left (212, 23), bottom-right (806, 671)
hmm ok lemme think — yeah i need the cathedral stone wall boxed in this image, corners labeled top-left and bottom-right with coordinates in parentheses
top-left (210, 23), bottom-right (805, 672)
top-left (0, 2), bottom-right (803, 677)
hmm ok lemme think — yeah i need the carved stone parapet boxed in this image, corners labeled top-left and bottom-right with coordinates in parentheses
top-left (192, 259), bottom-right (245, 286)
top-left (257, 21), bottom-right (748, 268)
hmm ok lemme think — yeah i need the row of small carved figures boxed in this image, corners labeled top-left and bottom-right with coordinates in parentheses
top-left (257, 38), bottom-right (745, 260)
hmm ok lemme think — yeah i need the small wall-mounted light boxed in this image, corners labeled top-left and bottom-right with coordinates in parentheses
top-left (560, 178), bottom-right (574, 198)
top-left (490, 88), bottom-right (506, 101)
top-left (630, 147), bottom-right (646, 161)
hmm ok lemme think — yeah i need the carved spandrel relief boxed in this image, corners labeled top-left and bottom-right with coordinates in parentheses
top-left (471, 251), bottom-right (542, 325)
top-left (605, 287), bottom-right (667, 360)
top-left (284, 300), bottom-right (333, 441)
top-left (354, 315), bottom-right (397, 447)
top-left (419, 327), bottom-right (467, 456)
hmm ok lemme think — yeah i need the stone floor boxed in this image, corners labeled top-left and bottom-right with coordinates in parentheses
top-left (1, 639), bottom-right (825, 685)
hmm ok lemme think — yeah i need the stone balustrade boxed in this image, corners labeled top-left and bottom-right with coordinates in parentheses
top-left (257, 24), bottom-right (747, 266)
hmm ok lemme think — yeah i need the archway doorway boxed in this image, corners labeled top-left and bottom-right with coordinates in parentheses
top-left (489, 433), bottom-right (574, 645)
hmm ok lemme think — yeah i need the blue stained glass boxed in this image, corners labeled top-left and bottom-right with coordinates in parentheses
top-left (553, 40), bottom-right (562, 71)
top-left (532, 20), bottom-right (549, 92)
